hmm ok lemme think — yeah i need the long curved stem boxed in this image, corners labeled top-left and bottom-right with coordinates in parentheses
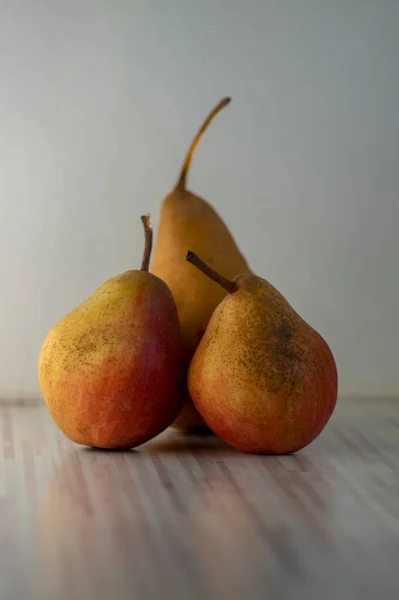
top-left (140, 214), bottom-right (153, 271)
top-left (185, 251), bottom-right (237, 293)
top-left (176, 97), bottom-right (231, 190)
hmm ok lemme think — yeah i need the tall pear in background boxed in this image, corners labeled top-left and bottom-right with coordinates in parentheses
top-left (151, 98), bottom-right (251, 431)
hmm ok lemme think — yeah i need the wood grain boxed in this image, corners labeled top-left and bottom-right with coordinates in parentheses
top-left (0, 399), bottom-right (398, 600)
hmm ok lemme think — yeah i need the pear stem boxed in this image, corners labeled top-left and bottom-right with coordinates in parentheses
top-left (176, 97), bottom-right (231, 190)
top-left (140, 214), bottom-right (153, 271)
top-left (185, 251), bottom-right (237, 294)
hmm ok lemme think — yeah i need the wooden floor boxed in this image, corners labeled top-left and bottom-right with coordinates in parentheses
top-left (0, 399), bottom-right (398, 600)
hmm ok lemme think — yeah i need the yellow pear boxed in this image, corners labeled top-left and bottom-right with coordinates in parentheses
top-left (151, 98), bottom-right (251, 431)
top-left (38, 216), bottom-right (184, 449)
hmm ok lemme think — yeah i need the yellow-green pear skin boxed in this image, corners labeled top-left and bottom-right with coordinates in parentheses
top-left (151, 98), bottom-right (251, 431)
top-left (38, 216), bottom-right (184, 449)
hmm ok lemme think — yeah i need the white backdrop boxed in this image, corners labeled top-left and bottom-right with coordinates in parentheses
top-left (0, 0), bottom-right (398, 400)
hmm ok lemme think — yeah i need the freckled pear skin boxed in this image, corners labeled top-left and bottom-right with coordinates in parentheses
top-left (38, 216), bottom-right (184, 450)
top-left (186, 253), bottom-right (338, 455)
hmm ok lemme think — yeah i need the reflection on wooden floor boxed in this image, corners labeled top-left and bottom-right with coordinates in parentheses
top-left (1, 399), bottom-right (398, 599)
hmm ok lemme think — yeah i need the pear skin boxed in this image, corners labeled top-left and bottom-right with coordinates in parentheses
top-left (151, 98), bottom-right (251, 431)
top-left (38, 216), bottom-right (184, 449)
top-left (186, 252), bottom-right (338, 454)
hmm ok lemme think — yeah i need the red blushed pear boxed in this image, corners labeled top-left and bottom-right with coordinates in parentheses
top-left (38, 215), bottom-right (184, 450)
top-left (186, 252), bottom-right (338, 454)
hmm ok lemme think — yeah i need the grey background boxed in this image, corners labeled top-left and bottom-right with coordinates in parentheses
top-left (0, 0), bottom-right (398, 400)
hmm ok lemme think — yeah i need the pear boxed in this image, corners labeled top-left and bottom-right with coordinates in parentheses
top-left (186, 252), bottom-right (338, 454)
top-left (38, 215), bottom-right (184, 449)
top-left (151, 97), bottom-right (251, 431)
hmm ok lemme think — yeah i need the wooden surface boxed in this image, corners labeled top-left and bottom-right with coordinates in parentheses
top-left (1, 399), bottom-right (398, 600)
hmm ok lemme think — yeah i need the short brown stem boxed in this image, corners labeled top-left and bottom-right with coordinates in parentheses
top-left (185, 251), bottom-right (237, 293)
top-left (140, 214), bottom-right (153, 271)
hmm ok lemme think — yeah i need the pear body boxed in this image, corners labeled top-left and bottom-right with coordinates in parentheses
top-left (39, 270), bottom-right (184, 449)
top-left (152, 188), bottom-right (250, 430)
top-left (188, 274), bottom-right (338, 454)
